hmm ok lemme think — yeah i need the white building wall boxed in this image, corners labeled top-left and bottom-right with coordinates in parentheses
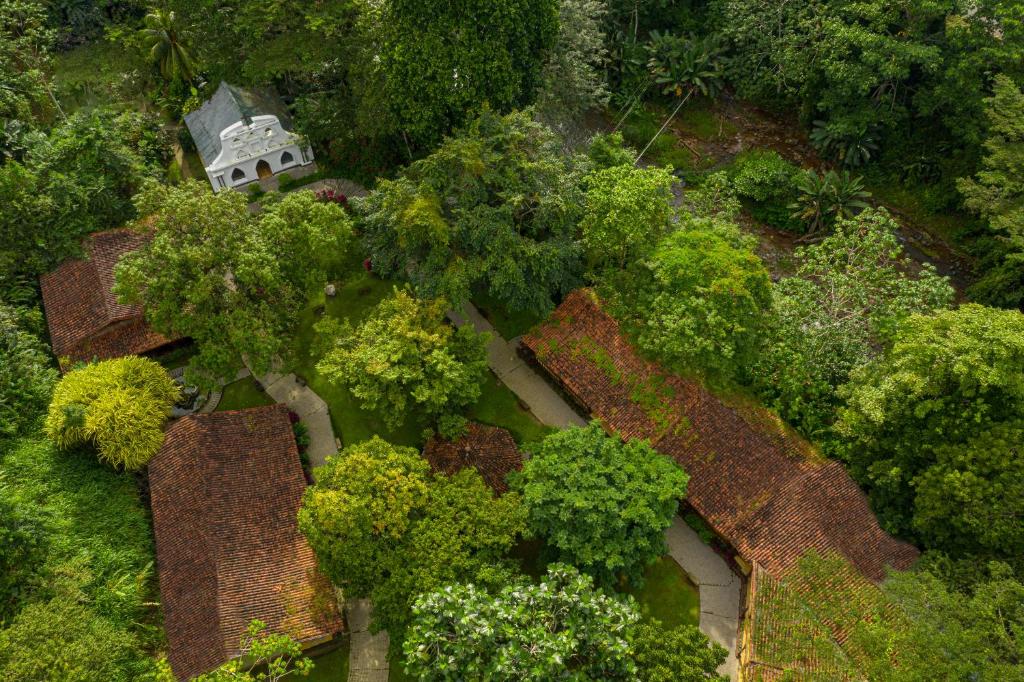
top-left (205, 114), bottom-right (314, 192)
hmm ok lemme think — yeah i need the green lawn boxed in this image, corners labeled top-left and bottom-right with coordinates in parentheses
top-left (471, 290), bottom-right (545, 340)
top-left (288, 268), bottom-right (551, 449)
top-left (215, 377), bottom-right (275, 412)
top-left (625, 556), bottom-right (701, 629)
top-left (307, 639), bottom-right (350, 681)
top-left (469, 372), bottom-right (555, 446)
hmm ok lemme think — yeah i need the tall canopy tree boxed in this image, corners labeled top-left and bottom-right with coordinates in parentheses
top-left (753, 209), bottom-right (953, 437)
top-left (836, 304), bottom-right (1024, 551)
top-left (114, 183), bottom-right (353, 387)
top-left (0, 110), bottom-right (167, 291)
top-left (358, 109), bottom-right (585, 315)
top-left (357, 0), bottom-right (558, 147)
top-left (298, 438), bottom-right (525, 648)
top-left (607, 216), bottom-right (772, 381)
top-left (581, 163), bottom-right (676, 270)
top-left (511, 422), bottom-right (689, 587)
top-left (403, 564), bottom-right (728, 681)
top-left (0, 0), bottom-right (57, 124)
top-left (315, 290), bottom-right (489, 434)
top-left (957, 75), bottom-right (1024, 307)
top-left (403, 564), bottom-right (639, 680)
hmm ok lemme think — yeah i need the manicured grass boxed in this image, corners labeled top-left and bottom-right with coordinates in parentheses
top-left (471, 290), bottom-right (545, 339)
top-left (469, 372), bottom-right (555, 447)
top-left (307, 639), bottom-right (350, 681)
top-left (389, 664), bottom-right (414, 682)
top-left (625, 556), bottom-right (701, 629)
top-left (288, 267), bottom-right (552, 450)
top-left (290, 272), bottom-right (428, 448)
top-left (215, 377), bottom-right (275, 412)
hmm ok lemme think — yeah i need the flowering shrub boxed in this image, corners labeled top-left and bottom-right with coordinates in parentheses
top-left (314, 188), bottom-right (348, 208)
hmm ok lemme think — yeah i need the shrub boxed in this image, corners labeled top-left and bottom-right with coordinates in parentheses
top-left (44, 356), bottom-right (180, 470)
top-left (0, 598), bottom-right (149, 681)
top-left (731, 150), bottom-right (800, 203)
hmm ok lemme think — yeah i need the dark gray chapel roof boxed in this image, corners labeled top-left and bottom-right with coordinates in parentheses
top-left (183, 82), bottom-right (294, 168)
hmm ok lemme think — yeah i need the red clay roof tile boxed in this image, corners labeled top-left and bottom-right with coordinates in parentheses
top-left (521, 290), bottom-right (917, 584)
top-left (39, 228), bottom-right (177, 365)
top-left (422, 423), bottom-right (523, 494)
top-left (149, 405), bottom-right (342, 680)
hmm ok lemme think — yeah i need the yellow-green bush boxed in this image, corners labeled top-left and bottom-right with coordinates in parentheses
top-left (45, 356), bottom-right (180, 470)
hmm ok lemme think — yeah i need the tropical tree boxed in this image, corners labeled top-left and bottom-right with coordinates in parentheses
top-left (836, 304), bottom-right (1024, 546)
top-left (0, 0), bottom-right (58, 123)
top-left (753, 209), bottom-right (953, 437)
top-left (957, 74), bottom-right (1024, 307)
top-left (511, 422), bottom-right (689, 587)
top-left (357, 109), bottom-right (584, 315)
top-left (355, 0), bottom-right (558, 146)
top-left (298, 437), bottom-right (430, 596)
top-left (114, 183), bottom-right (351, 388)
top-left (789, 169), bottom-right (871, 239)
top-left (0, 303), bottom-right (57, 438)
top-left (610, 216), bottom-right (772, 381)
top-left (911, 420), bottom-right (1024, 557)
top-left (369, 468), bottom-right (526, 645)
top-left (403, 564), bottom-right (639, 680)
top-left (1, 110), bottom-right (166, 290)
top-left (195, 620), bottom-right (313, 682)
top-left (536, 0), bottom-right (610, 127)
top-left (298, 438), bottom-right (525, 646)
top-left (315, 290), bottom-right (489, 434)
top-left (581, 163), bottom-right (676, 270)
top-left (645, 31), bottom-right (728, 99)
top-left (44, 356), bottom-right (180, 470)
top-left (139, 8), bottom-right (195, 84)
top-left (631, 620), bottom-right (728, 682)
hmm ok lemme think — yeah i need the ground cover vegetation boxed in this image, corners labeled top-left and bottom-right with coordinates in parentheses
top-left (3, 0), bottom-right (1024, 677)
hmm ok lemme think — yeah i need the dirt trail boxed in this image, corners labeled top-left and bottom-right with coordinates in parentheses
top-left (619, 98), bottom-right (976, 293)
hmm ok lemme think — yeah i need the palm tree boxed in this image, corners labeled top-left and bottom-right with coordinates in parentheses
top-left (790, 169), bottom-right (871, 240)
top-left (140, 9), bottom-right (195, 84)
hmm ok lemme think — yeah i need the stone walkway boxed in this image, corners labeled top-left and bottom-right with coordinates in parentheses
top-left (450, 303), bottom-right (741, 680)
top-left (666, 518), bottom-right (741, 679)
top-left (345, 598), bottom-right (390, 682)
top-left (252, 363), bottom-right (338, 469)
top-left (447, 305), bottom-right (587, 429)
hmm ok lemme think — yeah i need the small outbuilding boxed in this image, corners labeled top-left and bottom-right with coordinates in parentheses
top-left (39, 228), bottom-right (179, 368)
top-left (422, 423), bottom-right (523, 494)
top-left (184, 82), bottom-right (314, 193)
top-left (149, 404), bottom-right (342, 680)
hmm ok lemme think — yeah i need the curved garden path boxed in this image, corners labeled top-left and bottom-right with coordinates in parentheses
top-left (245, 362), bottom-right (390, 681)
top-left (451, 302), bottom-right (741, 680)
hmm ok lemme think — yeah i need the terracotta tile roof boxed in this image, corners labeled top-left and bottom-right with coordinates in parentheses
top-left (39, 228), bottom-right (177, 366)
top-left (521, 290), bottom-right (918, 584)
top-left (423, 423), bottom-right (523, 494)
top-left (149, 404), bottom-right (342, 680)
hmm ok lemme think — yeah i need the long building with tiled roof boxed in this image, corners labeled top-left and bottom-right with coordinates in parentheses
top-left (422, 423), bottom-right (523, 494)
top-left (149, 404), bottom-right (342, 680)
top-left (39, 228), bottom-right (178, 367)
top-left (520, 289), bottom-right (918, 584)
